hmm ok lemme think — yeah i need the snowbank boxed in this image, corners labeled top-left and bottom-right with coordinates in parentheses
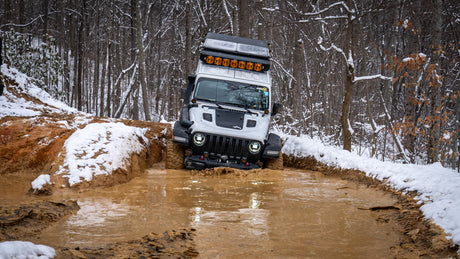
top-left (56, 122), bottom-right (148, 186)
top-left (1, 65), bottom-right (79, 118)
top-left (0, 241), bottom-right (55, 259)
top-left (282, 134), bottom-right (460, 246)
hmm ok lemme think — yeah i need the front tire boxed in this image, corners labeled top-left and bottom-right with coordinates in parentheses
top-left (165, 139), bottom-right (184, 169)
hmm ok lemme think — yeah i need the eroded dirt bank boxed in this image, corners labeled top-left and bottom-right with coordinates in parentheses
top-left (0, 114), bottom-right (170, 193)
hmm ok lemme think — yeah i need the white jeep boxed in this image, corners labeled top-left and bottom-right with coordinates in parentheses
top-left (166, 32), bottom-right (282, 170)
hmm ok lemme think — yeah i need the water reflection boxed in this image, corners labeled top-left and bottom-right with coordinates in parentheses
top-left (250, 192), bottom-right (260, 209)
top-left (67, 199), bottom-right (129, 227)
top-left (193, 206), bottom-right (202, 222)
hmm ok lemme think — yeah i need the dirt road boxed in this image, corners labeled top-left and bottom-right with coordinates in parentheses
top-left (3, 164), bottom-right (454, 258)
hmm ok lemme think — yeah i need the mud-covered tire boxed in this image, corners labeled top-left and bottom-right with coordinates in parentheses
top-left (265, 154), bottom-right (284, 170)
top-left (165, 139), bottom-right (185, 169)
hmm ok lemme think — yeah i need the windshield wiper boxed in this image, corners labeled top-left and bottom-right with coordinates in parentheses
top-left (195, 97), bottom-right (215, 102)
top-left (233, 103), bottom-right (259, 115)
top-left (214, 101), bottom-right (259, 115)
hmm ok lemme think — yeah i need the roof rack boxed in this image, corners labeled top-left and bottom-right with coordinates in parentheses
top-left (202, 32), bottom-right (270, 60)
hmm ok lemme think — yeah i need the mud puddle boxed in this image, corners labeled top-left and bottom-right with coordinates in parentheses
top-left (27, 165), bottom-right (403, 258)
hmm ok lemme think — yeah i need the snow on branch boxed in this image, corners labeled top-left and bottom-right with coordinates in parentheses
top-left (271, 58), bottom-right (296, 81)
top-left (300, 1), bottom-right (355, 17)
top-left (113, 60), bottom-right (137, 91)
top-left (354, 74), bottom-right (392, 83)
top-left (298, 15), bottom-right (348, 23)
top-left (0, 14), bottom-right (45, 29)
top-left (317, 37), bottom-right (347, 63)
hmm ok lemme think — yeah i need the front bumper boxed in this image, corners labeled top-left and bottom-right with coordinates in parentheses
top-left (184, 155), bottom-right (260, 170)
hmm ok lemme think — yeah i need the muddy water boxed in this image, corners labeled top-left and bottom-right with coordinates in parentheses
top-left (36, 166), bottom-right (399, 258)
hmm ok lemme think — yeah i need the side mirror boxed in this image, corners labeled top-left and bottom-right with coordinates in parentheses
top-left (272, 103), bottom-right (282, 115)
top-left (184, 74), bottom-right (196, 104)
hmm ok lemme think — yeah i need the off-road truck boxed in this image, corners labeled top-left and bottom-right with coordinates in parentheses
top-left (166, 32), bottom-right (283, 170)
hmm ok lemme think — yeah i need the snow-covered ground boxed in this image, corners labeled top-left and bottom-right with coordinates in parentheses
top-left (0, 65), bottom-right (79, 118)
top-left (56, 122), bottom-right (148, 186)
top-left (0, 241), bottom-right (55, 259)
top-left (280, 133), bottom-right (460, 247)
top-left (1, 65), bottom-right (459, 256)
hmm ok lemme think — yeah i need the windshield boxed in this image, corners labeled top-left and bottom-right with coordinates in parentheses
top-left (193, 78), bottom-right (269, 110)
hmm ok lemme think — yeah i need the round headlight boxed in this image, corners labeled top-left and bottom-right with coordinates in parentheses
top-left (193, 133), bottom-right (206, 146)
top-left (248, 141), bottom-right (261, 154)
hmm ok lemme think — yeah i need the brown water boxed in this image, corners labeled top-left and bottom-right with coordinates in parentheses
top-left (35, 166), bottom-right (399, 258)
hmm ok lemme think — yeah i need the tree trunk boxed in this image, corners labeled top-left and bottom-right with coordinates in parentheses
top-left (99, 41), bottom-right (107, 117)
top-left (427, 0), bottom-right (443, 164)
top-left (130, 0), bottom-right (139, 120)
top-left (76, 0), bottom-right (85, 111)
top-left (106, 40), bottom-right (112, 117)
top-left (341, 3), bottom-right (354, 151)
top-left (42, 0), bottom-right (49, 35)
top-left (136, 0), bottom-right (151, 121)
top-left (93, 0), bottom-right (100, 115)
top-left (184, 0), bottom-right (192, 77)
top-left (238, 0), bottom-right (249, 37)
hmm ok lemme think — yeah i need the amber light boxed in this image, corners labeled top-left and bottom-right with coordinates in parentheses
top-left (204, 55), bottom-right (264, 72)
top-left (206, 56), bottom-right (214, 64)
top-left (214, 57), bottom-right (222, 66)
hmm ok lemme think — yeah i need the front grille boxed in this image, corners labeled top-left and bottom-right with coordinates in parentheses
top-left (192, 133), bottom-right (261, 162)
top-left (205, 134), bottom-right (250, 158)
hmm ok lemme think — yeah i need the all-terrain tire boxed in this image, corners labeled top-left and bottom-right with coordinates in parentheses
top-left (165, 139), bottom-right (185, 169)
top-left (265, 154), bottom-right (284, 170)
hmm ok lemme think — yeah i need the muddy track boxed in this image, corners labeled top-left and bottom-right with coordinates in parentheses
top-left (284, 155), bottom-right (458, 258)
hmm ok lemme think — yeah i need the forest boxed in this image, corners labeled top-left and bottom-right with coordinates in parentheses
top-left (0, 0), bottom-right (459, 170)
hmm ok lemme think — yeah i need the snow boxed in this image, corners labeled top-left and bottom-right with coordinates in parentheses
top-left (353, 74), bottom-right (392, 83)
top-left (31, 174), bottom-right (52, 190)
top-left (0, 241), bottom-right (55, 259)
top-left (1, 65), bottom-right (80, 119)
top-left (281, 133), bottom-right (460, 246)
top-left (56, 122), bottom-right (148, 186)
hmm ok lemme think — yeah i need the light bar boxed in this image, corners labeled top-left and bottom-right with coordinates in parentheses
top-left (204, 55), bottom-right (264, 72)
